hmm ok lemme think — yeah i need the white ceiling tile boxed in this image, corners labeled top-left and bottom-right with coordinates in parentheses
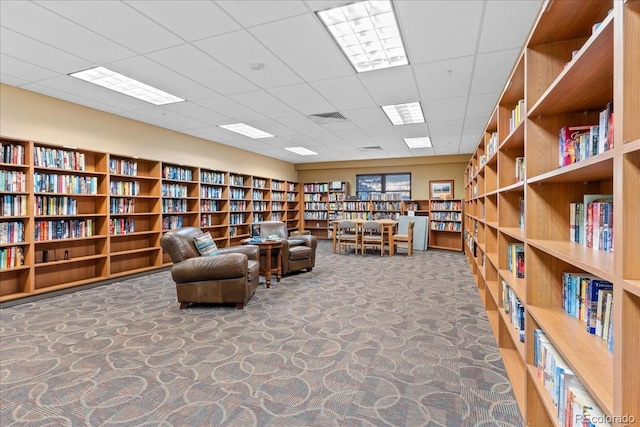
top-left (194, 96), bottom-right (267, 123)
top-left (194, 30), bottom-right (303, 89)
top-left (463, 117), bottom-right (489, 136)
top-left (342, 107), bottom-right (389, 129)
top-left (306, 131), bottom-right (346, 145)
top-left (357, 66), bottom-right (419, 106)
top-left (1, 1), bottom-right (136, 64)
top-left (320, 121), bottom-right (358, 132)
top-left (0, 54), bottom-right (59, 82)
top-left (397, 0), bottom-right (483, 65)
top-left (147, 44), bottom-right (257, 95)
top-left (230, 90), bottom-right (300, 119)
top-left (363, 126), bottom-right (399, 142)
top-left (311, 76), bottom-right (377, 111)
top-left (249, 14), bottom-right (353, 82)
top-left (460, 133), bottom-right (484, 148)
top-left (423, 97), bottom-right (467, 123)
top-left (0, 28), bottom-right (91, 74)
top-left (19, 82), bottom-right (126, 114)
top-left (268, 83), bottom-right (334, 116)
top-left (35, 0), bottom-right (184, 54)
top-left (126, 1), bottom-right (241, 41)
top-left (162, 102), bottom-right (233, 126)
top-left (276, 116), bottom-right (326, 134)
top-left (1, 73), bottom-right (29, 87)
top-left (429, 120), bottom-right (464, 137)
top-left (434, 144), bottom-right (461, 155)
top-left (331, 129), bottom-right (371, 144)
top-left (471, 49), bottom-right (521, 95)
top-left (29, 75), bottom-right (152, 110)
top-left (414, 57), bottom-right (474, 101)
top-left (466, 92), bottom-right (501, 119)
top-left (106, 55), bottom-right (219, 101)
top-left (392, 123), bottom-right (431, 139)
top-left (243, 119), bottom-right (299, 137)
top-left (216, 0), bottom-right (308, 28)
top-left (479, 1), bottom-right (543, 53)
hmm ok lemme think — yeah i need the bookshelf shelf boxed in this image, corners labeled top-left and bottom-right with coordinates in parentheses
top-left (499, 347), bottom-right (525, 416)
top-left (499, 306), bottom-right (525, 360)
top-left (463, 1), bottom-right (637, 423)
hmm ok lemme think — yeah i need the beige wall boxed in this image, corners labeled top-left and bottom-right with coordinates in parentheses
top-left (296, 156), bottom-right (469, 199)
top-left (1, 84), bottom-right (471, 194)
top-left (0, 84), bottom-right (297, 181)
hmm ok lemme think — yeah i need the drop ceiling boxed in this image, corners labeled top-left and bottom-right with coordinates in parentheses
top-left (0, 0), bottom-right (543, 164)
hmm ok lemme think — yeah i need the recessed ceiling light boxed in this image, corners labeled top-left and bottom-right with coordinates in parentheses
top-left (381, 102), bottom-right (425, 125)
top-left (69, 66), bottom-right (184, 105)
top-left (403, 137), bottom-right (432, 148)
top-left (317, 0), bottom-right (408, 73)
top-left (284, 147), bottom-right (319, 156)
top-left (218, 123), bottom-right (274, 139)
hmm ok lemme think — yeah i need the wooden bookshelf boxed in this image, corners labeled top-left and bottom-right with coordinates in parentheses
top-left (0, 138), bottom-right (301, 303)
top-left (429, 199), bottom-right (463, 251)
top-left (302, 182), bottom-right (330, 238)
top-left (463, 1), bottom-right (639, 424)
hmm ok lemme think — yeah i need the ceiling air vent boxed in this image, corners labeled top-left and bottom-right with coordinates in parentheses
top-left (308, 111), bottom-right (348, 125)
top-left (360, 146), bottom-right (383, 151)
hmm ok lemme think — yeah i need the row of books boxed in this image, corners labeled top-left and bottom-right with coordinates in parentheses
top-left (253, 202), bottom-right (268, 211)
top-left (200, 214), bottom-right (221, 228)
top-left (230, 189), bottom-right (248, 200)
top-left (431, 201), bottom-right (462, 211)
top-left (272, 202), bottom-right (284, 211)
top-left (304, 202), bottom-right (328, 211)
top-left (0, 221), bottom-right (25, 244)
top-left (569, 194), bottom-right (613, 253)
top-left (1, 195), bottom-right (27, 216)
top-left (486, 131), bottom-right (498, 160)
top-left (34, 173), bottom-right (98, 195)
top-left (34, 146), bottom-right (86, 171)
top-left (1, 143), bottom-right (26, 165)
top-left (109, 158), bottom-right (137, 176)
top-left (34, 219), bottom-right (94, 241)
top-left (109, 218), bottom-right (135, 235)
top-left (562, 272), bottom-right (613, 350)
top-left (515, 157), bottom-right (525, 183)
top-left (229, 174), bottom-right (245, 186)
top-left (162, 166), bottom-right (193, 182)
top-left (110, 180), bottom-right (140, 197)
top-left (509, 99), bottom-right (526, 133)
top-left (303, 211), bottom-right (328, 220)
top-left (110, 198), bottom-right (135, 214)
top-left (252, 190), bottom-right (265, 200)
top-left (0, 246), bottom-right (25, 269)
top-left (0, 170), bottom-right (27, 192)
top-left (161, 183), bottom-right (188, 198)
top-left (534, 329), bottom-right (611, 426)
top-left (430, 212), bottom-right (461, 221)
top-left (230, 201), bottom-right (248, 211)
top-left (252, 178), bottom-right (268, 189)
top-left (271, 181), bottom-right (285, 191)
top-left (507, 242), bottom-right (525, 278)
top-left (162, 215), bottom-right (183, 231)
top-left (200, 186), bottom-right (223, 199)
top-left (162, 199), bottom-right (188, 213)
top-left (35, 196), bottom-right (78, 216)
top-left (430, 221), bottom-right (461, 231)
top-left (502, 281), bottom-right (524, 342)
top-left (229, 213), bottom-right (246, 225)
top-left (200, 200), bottom-right (219, 212)
top-left (558, 103), bottom-right (613, 168)
top-left (200, 170), bottom-right (225, 184)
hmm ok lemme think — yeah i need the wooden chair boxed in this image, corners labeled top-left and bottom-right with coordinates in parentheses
top-left (361, 220), bottom-right (385, 255)
top-left (337, 220), bottom-right (359, 254)
top-left (392, 220), bottom-right (415, 256)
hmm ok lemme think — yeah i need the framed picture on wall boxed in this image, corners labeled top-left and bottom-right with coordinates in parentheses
top-left (429, 180), bottom-right (454, 199)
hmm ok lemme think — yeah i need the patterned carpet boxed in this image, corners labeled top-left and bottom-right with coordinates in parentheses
top-left (0, 241), bottom-right (523, 426)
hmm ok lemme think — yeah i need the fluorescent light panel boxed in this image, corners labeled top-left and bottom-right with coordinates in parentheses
top-left (404, 137), bottom-right (432, 148)
top-left (381, 102), bottom-right (425, 125)
top-left (219, 123), bottom-right (274, 139)
top-left (69, 66), bottom-right (184, 105)
top-left (284, 147), bottom-right (318, 156)
top-left (317, 0), bottom-right (408, 73)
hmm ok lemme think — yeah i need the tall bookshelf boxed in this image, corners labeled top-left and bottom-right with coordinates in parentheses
top-left (428, 199), bottom-right (463, 251)
top-left (302, 182), bottom-right (330, 238)
top-left (0, 137), bottom-right (301, 303)
top-left (463, 1), bottom-right (639, 425)
top-left (108, 155), bottom-right (162, 277)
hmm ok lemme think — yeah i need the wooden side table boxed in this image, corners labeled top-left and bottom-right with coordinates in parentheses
top-left (241, 238), bottom-right (283, 288)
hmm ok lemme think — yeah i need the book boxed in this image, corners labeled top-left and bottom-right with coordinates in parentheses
top-left (559, 125), bottom-right (592, 167)
top-left (601, 291), bottom-right (613, 342)
top-left (595, 288), bottom-right (613, 337)
top-left (586, 279), bottom-right (613, 335)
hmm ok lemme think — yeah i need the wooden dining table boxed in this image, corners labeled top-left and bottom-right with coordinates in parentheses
top-left (330, 218), bottom-right (399, 255)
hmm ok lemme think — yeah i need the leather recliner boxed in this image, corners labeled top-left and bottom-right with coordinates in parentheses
top-left (255, 221), bottom-right (317, 275)
top-left (160, 227), bottom-right (260, 309)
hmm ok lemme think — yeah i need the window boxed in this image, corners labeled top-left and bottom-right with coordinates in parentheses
top-left (356, 173), bottom-right (411, 200)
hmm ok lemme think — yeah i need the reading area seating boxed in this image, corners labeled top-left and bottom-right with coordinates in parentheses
top-left (254, 221), bottom-right (317, 275)
top-left (160, 227), bottom-right (260, 309)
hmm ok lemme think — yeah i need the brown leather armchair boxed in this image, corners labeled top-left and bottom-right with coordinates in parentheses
top-left (255, 221), bottom-right (317, 275)
top-left (160, 227), bottom-right (260, 309)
